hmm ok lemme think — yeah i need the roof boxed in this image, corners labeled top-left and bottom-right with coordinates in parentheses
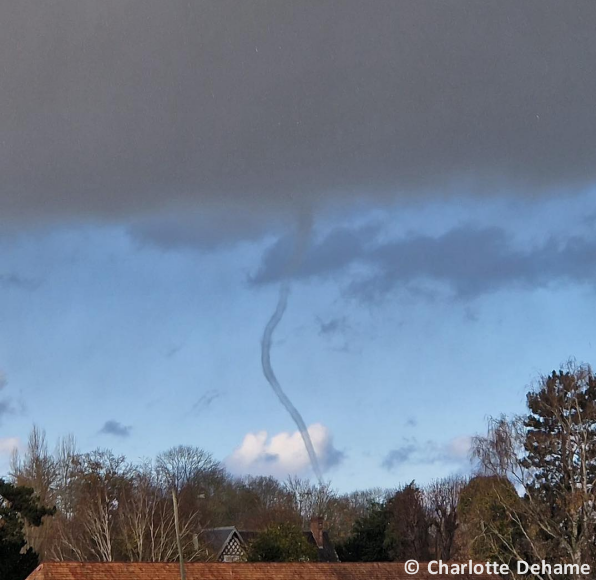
top-left (303, 530), bottom-right (339, 563)
top-left (27, 562), bottom-right (499, 580)
top-left (201, 527), bottom-right (240, 560)
top-left (201, 526), bottom-right (339, 563)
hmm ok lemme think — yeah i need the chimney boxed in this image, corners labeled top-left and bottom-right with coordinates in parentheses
top-left (310, 516), bottom-right (325, 548)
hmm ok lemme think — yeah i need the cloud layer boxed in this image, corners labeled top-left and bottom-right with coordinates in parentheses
top-left (383, 435), bottom-right (472, 471)
top-left (1, 1), bottom-right (596, 239)
top-left (252, 224), bottom-right (596, 300)
top-left (226, 423), bottom-right (343, 478)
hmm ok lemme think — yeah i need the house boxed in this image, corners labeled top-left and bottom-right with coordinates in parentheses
top-left (202, 517), bottom-right (338, 562)
top-left (202, 527), bottom-right (251, 562)
top-left (26, 562), bottom-right (500, 580)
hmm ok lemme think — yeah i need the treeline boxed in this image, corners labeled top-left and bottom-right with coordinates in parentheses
top-left (6, 360), bottom-right (596, 580)
top-left (8, 427), bottom-right (467, 564)
top-left (8, 432), bottom-right (388, 562)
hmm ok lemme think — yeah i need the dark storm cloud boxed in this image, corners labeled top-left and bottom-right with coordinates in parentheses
top-left (251, 225), bottom-right (376, 284)
top-left (2, 1), bottom-right (596, 242)
top-left (99, 420), bottom-right (132, 438)
top-left (130, 210), bottom-right (281, 251)
top-left (253, 224), bottom-right (596, 300)
top-left (351, 228), bottom-right (596, 301)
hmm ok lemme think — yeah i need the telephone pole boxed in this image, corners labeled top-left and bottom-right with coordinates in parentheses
top-left (172, 487), bottom-right (187, 580)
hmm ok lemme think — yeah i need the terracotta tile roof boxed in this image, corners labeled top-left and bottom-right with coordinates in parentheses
top-left (27, 562), bottom-right (498, 580)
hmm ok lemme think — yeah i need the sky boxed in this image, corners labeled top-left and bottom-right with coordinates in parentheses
top-left (1, 1), bottom-right (596, 491)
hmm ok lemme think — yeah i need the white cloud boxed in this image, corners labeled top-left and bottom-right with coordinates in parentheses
top-left (226, 423), bottom-right (343, 479)
top-left (0, 437), bottom-right (21, 475)
top-left (445, 435), bottom-right (472, 460)
top-left (0, 437), bottom-right (20, 455)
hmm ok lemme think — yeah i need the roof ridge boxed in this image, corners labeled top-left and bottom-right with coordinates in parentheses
top-left (25, 561), bottom-right (501, 580)
top-left (204, 526), bottom-right (238, 530)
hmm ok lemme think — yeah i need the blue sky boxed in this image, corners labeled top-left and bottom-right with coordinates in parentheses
top-left (2, 0), bottom-right (596, 492)
top-left (2, 190), bottom-right (596, 491)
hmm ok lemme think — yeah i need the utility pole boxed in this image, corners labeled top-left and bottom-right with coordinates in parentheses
top-left (172, 487), bottom-right (187, 580)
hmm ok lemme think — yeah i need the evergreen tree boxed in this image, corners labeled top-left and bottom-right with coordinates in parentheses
top-left (0, 478), bottom-right (55, 580)
top-left (336, 502), bottom-right (392, 562)
top-left (246, 522), bottom-right (318, 562)
top-left (458, 475), bottom-right (522, 565)
top-left (522, 365), bottom-right (596, 568)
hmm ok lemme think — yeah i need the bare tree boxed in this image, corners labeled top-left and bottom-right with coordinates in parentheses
top-left (387, 482), bottom-right (430, 561)
top-left (11, 426), bottom-right (57, 505)
top-left (53, 435), bottom-right (79, 516)
top-left (155, 446), bottom-right (218, 575)
top-left (118, 463), bottom-right (155, 561)
top-left (73, 450), bottom-right (131, 562)
top-left (284, 476), bottom-right (335, 525)
top-left (425, 476), bottom-right (466, 560)
top-left (118, 462), bottom-right (203, 563)
top-left (10, 426), bottom-right (58, 559)
top-left (155, 446), bottom-right (223, 493)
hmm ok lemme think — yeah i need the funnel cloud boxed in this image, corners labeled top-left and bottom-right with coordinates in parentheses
top-left (261, 282), bottom-right (324, 483)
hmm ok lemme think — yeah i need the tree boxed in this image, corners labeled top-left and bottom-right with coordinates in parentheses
top-left (118, 462), bottom-right (186, 562)
top-left (283, 476), bottom-right (335, 527)
top-left (75, 450), bottom-right (132, 562)
top-left (426, 476), bottom-right (466, 560)
top-left (473, 362), bottom-right (596, 579)
top-left (386, 482), bottom-right (430, 561)
top-left (10, 426), bottom-right (59, 561)
top-left (0, 478), bottom-right (55, 580)
top-left (246, 522), bottom-right (318, 562)
top-left (330, 488), bottom-right (392, 544)
top-left (155, 445), bottom-right (224, 495)
top-left (457, 475), bottom-right (522, 566)
top-left (336, 501), bottom-right (392, 562)
top-left (523, 365), bottom-right (596, 570)
top-left (211, 476), bottom-right (299, 531)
